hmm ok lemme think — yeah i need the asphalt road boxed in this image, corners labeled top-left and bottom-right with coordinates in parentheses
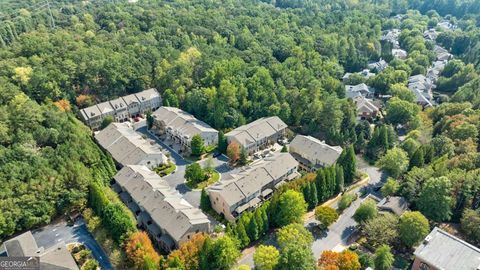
top-left (237, 159), bottom-right (387, 267)
top-left (136, 126), bottom-right (229, 208)
top-left (32, 220), bottom-right (113, 270)
top-left (307, 163), bottom-right (386, 257)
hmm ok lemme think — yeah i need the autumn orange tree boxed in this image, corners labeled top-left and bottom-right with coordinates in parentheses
top-left (53, 99), bottom-right (71, 112)
top-left (166, 233), bottom-right (208, 270)
top-left (125, 231), bottom-right (160, 270)
top-left (318, 250), bottom-right (361, 270)
top-left (227, 142), bottom-right (240, 163)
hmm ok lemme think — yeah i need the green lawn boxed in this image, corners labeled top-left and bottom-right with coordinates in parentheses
top-left (153, 162), bottom-right (176, 176)
top-left (186, 170), bottom-right (220, 190)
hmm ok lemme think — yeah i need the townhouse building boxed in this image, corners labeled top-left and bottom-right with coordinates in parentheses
top-left (79, 88), bottom-right (162, 130)
top-left (225, 116), bottom-right (287, 155)
top-left (208, 153), bottom-right (299, 221)
top-left (95, 122), bottom-right (168, 168)
top-left (111, 165), bottom-right (210, 251)
top-left (412, 227), bottom-right (480, 270)
top-left (151, 106), bottom-right (218, 153)
top-left (289, 135), bottom-right (343, 172)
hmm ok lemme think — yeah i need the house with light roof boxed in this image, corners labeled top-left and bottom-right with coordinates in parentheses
top-left (151, 107), bottom-right (218, 153)
top-left (111, 165), bottom-right (210, 251)
top-left (225, 116), bottom-right (287, 155)
top-left (208, 152), bottom-right (299, 221)
top-left (95, 122), bottom-right (168, 168)
top-left (79, 88), bottom-right (162, 129)
top-left (289, 135), bottom-right (342, 172)
top-left (412, 227), bottom-right (480, 270)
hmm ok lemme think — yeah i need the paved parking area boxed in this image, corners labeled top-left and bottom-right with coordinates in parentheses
top-left (32, 220), bottom-right (113, 270)
top-left (135, 126), bottom-right (230, 208)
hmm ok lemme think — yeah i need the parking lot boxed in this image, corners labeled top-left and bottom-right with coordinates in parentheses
top-left (136, 126), bottom-right (230, 208)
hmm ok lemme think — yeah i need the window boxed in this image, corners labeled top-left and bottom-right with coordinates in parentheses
top-left (419, 262), bottom-right (429, 270)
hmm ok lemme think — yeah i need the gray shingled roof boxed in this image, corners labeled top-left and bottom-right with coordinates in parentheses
top-left (2, 232), bottom-right (78, 270)
top-left (96, 101), bottom-right (114, 114)
top-left (225, 116), bottom-right (287, 147)
top-left (3, 231), bottom-right (39, 257)
top-left (414, 227), bottom-right (480, 270)
top-left (95, 122), bottom-right (167, 166)
top-left (209, 152), bottom-right (298, 209)
top-left (289, 135), bottom-right (342, 167)
top-left (355, 96), bottom-right (379, 114)
top-left (40, 242), bottom-right (79, 270)
top-left (152, 107), bottom-right (217, 139)
top-left (109, 97), bottom-right (127, 111)
top-left (135, 88), bottom-right (160, 102)
top-left (122, 93), bottom-right (141, 106)
top-left (80, 105), bottom-right (102, 121)
top-left (114, 165), bottom-right (209, 244)
top-left (377, 196), bottom-right (409, 215)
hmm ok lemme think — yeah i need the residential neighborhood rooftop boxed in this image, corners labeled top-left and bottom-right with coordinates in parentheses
top-left (226, 116), bottom-right (287, 147)
top-left (152, 106), bottom-right (217, 138)
top-left (209, 152), bottom-right (298, 214)
top-left (289, 135), bottom-right (343, 168)
top-left (114, 165), bottom-right (210, 245)
top-left (95, 122), bottom-right (167, 167)
top-left (377, 196), bottom-right (409, 215)
top-left (414, 227), bottom-right (480, 270)
top-left (2, 231), bottom-right (78, 270)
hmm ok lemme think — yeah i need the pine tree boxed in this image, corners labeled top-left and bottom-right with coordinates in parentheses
top-left (254, 209), bottom-right (265, 236)
top-left (326, 166), bottom-right (336, 198)
top-left (199, 237), bottom-right (213, 270)
top-left (316, 170), bottom-right (327, 202)
top-left (303, 183), bottom-right (312, 209)
top-left (309, 182), bottom-right (318, 208)
top-left (377, 125), bottom-right (390, 155)
top-left (422, 144), bottom-right (434, 164)
top-left (239, 147), bottom-right (248, 165)
top-left (261, 207), bottom-right (269, 232)
top-left (200, 189), bottom-right (211, 211)
top-left (339, 145), bottom-right (356, 185)
top-left (409, 147), bottom-right (425, 169)
top-left (226, 223), bottom-right (236, 238)
top-left (236, 221), bottom-right (250, 248)
top-left (218, 131), bottom-right (228, 154)
top-left (247, 216), bottom-right (259, 241)
top-left (355, 131), bottom-right (366, 153)
top-left (386, 125), bottom-right (396, 149)
top-left (335, 165), bottom-right (344, 193)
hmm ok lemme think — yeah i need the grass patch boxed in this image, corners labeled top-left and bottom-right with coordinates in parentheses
top-left (186, 170), bottom-right (220, 189)
top-left (153, 161), bottom-right (176, 176)
top-left (204, 144), bottom-right (217, 153)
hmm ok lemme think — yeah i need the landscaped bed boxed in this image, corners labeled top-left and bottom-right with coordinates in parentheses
top-left (153, 161), bottom-right (176, 176)
top-left (68, 243), bottom-right (99, 270)
top-left (186, 170), bottom-right (220, 189)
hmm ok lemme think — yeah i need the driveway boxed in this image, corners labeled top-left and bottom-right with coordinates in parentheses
top-left (135, 127), bottom-right (230, 208)
top-left (307, 159), bottom-right (387, 257)
top-left (237, 158), bottom-right (387, 267)
top-left (32, 220), bottom-right (113, 270)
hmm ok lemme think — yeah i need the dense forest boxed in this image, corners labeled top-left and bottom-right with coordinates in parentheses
top-left (1, 0), bottom-right (480, 268)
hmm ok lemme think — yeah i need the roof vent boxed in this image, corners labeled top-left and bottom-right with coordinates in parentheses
top-left (423, 235), bottom-right (432, 244)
